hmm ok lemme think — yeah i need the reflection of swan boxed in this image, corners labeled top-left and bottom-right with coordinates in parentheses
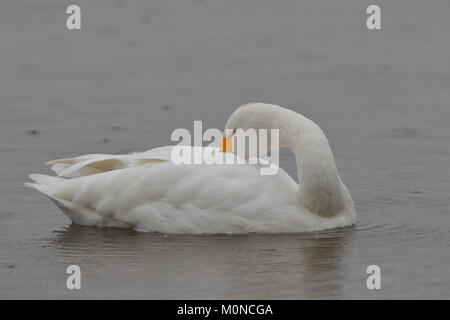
top-left (49, 226), bottom-right (354, 299)
top-left (48, 225), bottom-right (156, 264)
top-left (295, 228), bottom-right (354, 299)
top-left (218, 228), bottom-right (354, 299)
top-left (25, 103), bottom-right (355, 233)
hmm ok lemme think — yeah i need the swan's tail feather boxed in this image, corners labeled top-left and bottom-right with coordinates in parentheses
top-left (25, 174), bottom-right (67, 204)
top-left (25, 181), bottom-right (59, 201)
top-left (24, 181), bottom-right (69, 213)
top-left (24, 180), bottom-right (102, 226)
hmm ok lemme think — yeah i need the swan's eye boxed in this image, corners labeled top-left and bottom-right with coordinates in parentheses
top-left (232, 129), bottom-right (236, 134)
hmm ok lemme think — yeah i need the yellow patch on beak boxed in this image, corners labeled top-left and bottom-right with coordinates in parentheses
top-left (220, 135), bottom-right (233, 153)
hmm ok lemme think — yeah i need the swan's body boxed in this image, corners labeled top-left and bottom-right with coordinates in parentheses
top-left (25, 103), bottom-right (355, 234)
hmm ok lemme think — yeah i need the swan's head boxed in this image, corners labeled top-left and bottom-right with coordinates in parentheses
top-left (221, 103), bottom-right (286, 153)
top-left (224, 103), bottom-right (282, 133)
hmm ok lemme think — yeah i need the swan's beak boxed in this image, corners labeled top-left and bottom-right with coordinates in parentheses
top-left (220, 135), bottom-right (233, 153)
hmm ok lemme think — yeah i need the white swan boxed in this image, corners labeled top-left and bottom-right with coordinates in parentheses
top-left (25, 103), bottom-right (355, 234)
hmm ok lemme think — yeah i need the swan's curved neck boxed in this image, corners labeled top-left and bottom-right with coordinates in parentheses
top-left (277, 111), bottom-right (352, 217)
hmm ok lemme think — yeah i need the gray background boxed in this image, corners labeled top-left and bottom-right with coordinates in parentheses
top-left (1, 0), bottom-right (449, 298)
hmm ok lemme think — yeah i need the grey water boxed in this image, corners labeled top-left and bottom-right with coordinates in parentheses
top-left (1, 0), bottom-right (449, 299)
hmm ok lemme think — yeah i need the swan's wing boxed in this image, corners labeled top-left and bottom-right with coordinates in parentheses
top-left (47, 146), bottom-right (176, 178)
top-left (47, 154), bottom-right (113, 176)
top-left (129, 146), bottom-right (175, 166)
top-left (46, 143), bottom-right (278, 180)
top-left (53, 157), bottom-right (125, 178)
top-left (50, 146), bottom-right (242, 178)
